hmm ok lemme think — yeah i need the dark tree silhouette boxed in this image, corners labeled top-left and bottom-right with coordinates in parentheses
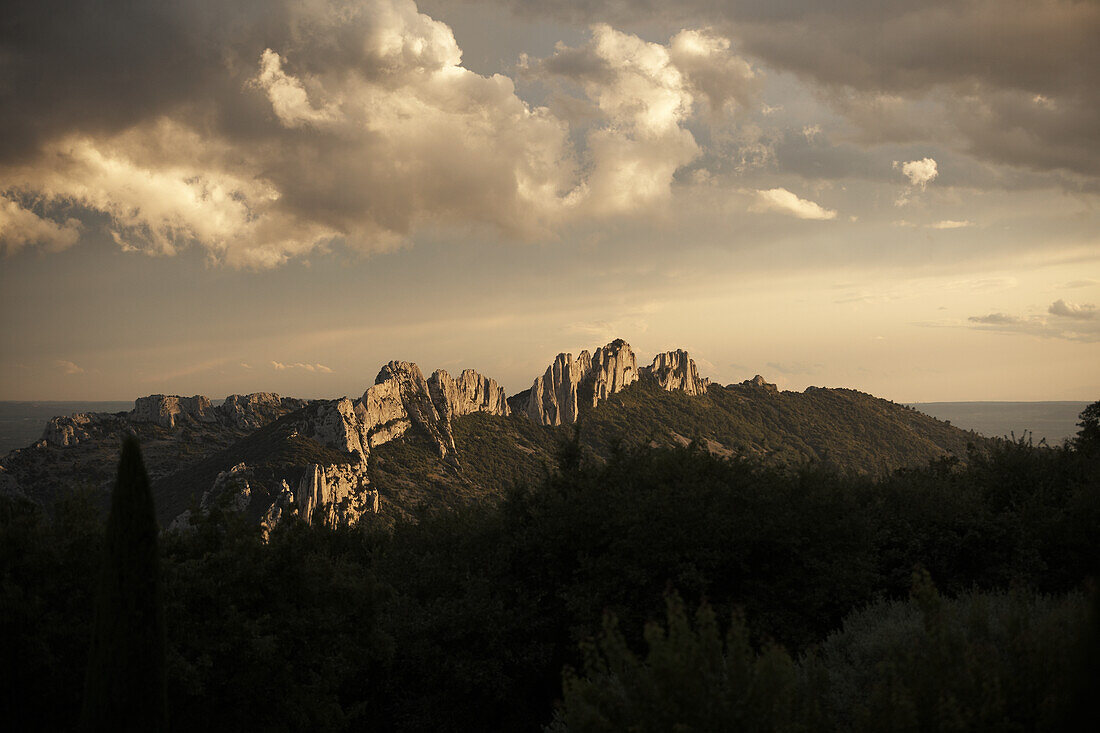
top-left (80, 437), bottom-right (166, 732)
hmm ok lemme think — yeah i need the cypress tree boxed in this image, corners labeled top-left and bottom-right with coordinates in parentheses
top-left (80, 436), bottom-right (167, 732)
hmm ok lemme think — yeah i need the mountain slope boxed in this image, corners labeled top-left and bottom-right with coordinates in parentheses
top-left (361, 377), bottom-right (985, 521)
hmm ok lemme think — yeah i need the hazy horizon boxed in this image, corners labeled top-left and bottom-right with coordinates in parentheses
top-left (2, 1), bottom-right (1098, 403)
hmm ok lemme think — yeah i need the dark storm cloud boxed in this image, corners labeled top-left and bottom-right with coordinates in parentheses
top-left (0, 0), bottom-right (276, 162)
top-left (489, 0), bottom-right (1100, 178)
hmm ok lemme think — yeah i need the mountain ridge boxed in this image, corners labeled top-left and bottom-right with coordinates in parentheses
top-left (0, 338), bottom-right (986, 531)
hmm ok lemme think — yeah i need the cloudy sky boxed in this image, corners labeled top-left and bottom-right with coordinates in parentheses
top-left (1, 0), bottom-right (1098, 402)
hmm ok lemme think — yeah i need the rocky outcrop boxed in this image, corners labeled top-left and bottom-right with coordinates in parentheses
top-left (42, 392), bottom-right (307, 449)
top-left (301, 398), bottom-right (369, 462)
top-left (526, 351), bottom-right (592, 426)
top-left (130, 394), bottom-right (215, 429)
top-left (364, 361), bottom-right (450, 453)
top-left (641, 350), bottom-right (709, 396)
top-left (217, 393), bottom-right (308, 430)
top-left (526, 340), bottom-right (709, 425)
top-left (41, 413), bottom-right (103, 447)
top-left (295, 463), bottom-right (378, 528)
top-left (587, 339), bottom-right (638, 406)
top-left (742, 375), bottom-right (778, 392)
top-left (428, 369), bottom-right (510, 423)
top-left (202, 462), bottom-right (253, 512)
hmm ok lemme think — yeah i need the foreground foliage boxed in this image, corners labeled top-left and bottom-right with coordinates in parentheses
top-left (551, 578), bottom-right (1093, 733)
top-left (1, 403), bottom-right (1098, 731)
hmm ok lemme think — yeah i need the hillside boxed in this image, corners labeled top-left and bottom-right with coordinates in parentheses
top-left (362, 378), bottom-right (985, 521)
top-left (2, 338), bottom-right (988, 529)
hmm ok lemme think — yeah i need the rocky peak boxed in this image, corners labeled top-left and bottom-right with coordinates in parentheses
top-left (587, 339), bottom-right (638, 406)
top-left (217, 393), bottom-right (308, 430)
top-left (41, 412), bottom-right (108, 447)
top-left (743, 375), bottom-right (778, 392)
top-left (526, 350), bottom-right (592, 426)
top-left (428, 369), bottom-right (510, 423)
top-left (526, 340), bottom-right (711, 425)
top-left (641, 350), bottom-right (709, 396)
top-left (130, 394), bottom-right (215, 429)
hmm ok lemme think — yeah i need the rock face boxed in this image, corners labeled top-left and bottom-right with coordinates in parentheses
top-left (588, 339), bottom-right (638, 406)
top-left (41, 413), bottom-right (110, 447)
top-left (337, 361), bottom-right (511, 460)
top-left (526, 351), bottom-right (593, 426)
top-left (641, 350), bottom-right (710, 396)
top-left (130, 394), bottom-right (215, 429)
top-left (125, 393), bottom-right (306, 432)
top-left (40, 392), bottom-right (308, 447)
top-left (526, 339), bottom-right (708, 425)
top-left (742, 375), bottom-right (778, 392)
top-left (218, 393), bottom-right (308, 430)
top-left (429, 369), bottom-right (510, 422)
top-left (301, 398), bottom-right (370, 462)
top-left (296, 463), bottom-right (378, 527)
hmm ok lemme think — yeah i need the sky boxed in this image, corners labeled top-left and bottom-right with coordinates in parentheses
top-left (1, 0), bottom-right (1098, 402)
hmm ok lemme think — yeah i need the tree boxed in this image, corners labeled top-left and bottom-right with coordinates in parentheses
top-left (81, 437), bottom-right (167, 732)
top-left (1075, 400), bottom-right (1100, 453)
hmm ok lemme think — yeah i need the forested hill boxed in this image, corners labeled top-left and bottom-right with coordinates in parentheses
top-left (368, 379), bottom-right (986, 520)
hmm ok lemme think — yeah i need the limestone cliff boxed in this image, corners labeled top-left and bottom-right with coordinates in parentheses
top-left (295, 463), bottom-right (378, 528)
top-left (130, 394), bottom-right (215, 429)
top-left (587, 339), bottom-right (638, 406)
top-left (526, 340), bottom-right (708, 425)
top-left (641, 350), bottom-right (710, 396)
top-left (526, 351), bottom-right (592, 426)
top-left (741, 375), bottom-right (778, 392)
top-left (218, 393), bottom-right (309, 430)
top-left (41, 413), bottom-right (115, 447)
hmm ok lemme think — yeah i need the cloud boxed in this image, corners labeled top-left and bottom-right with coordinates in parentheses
top-left (967, 309), bottom-right (1100, 341)
top-left (929, 219), bottom-right (973, 229)
top-left (968, 313), bottom-right (1021, 326)
top-left (56, 360), bottom-right (85, 375)
top-left (531, 24), bottom-right (755, 215)
top-left (491, 1), bottom-right (1100, 179)
top-left (1058, 279), bottom-right (1098, 289)
top-left (749, 188), bottom-right (836, 220)
top-left (0, 2), bottom-right (758, 267)
top-left (1048, 299), bottom-right (1097, 320)
top-left (271, 361), bottom-right (334, 373)
top-left (240, 362), bottom-right (253, 369)
top-left (895, 157), bottom-right (938, 188)
top-left (1, 196), bottom-right (81, 253)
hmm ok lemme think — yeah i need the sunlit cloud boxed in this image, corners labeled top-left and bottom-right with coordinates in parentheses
top-left (895, 158), bottom-right (939, 188)
top-left (271, 361), bottom-right (334, 373)
top-left (750, 188), bottom-right (836, 220)
top-left (56, 360), bottom-right (85, 375)
top-left (1048, 299), bottom-right (1097, 320)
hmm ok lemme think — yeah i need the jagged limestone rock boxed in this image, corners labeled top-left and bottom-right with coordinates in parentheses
top-left (428, 368), bottom-right (511, 449)
top-left (303, 398), bottom-right (369, 462)
top-left (130, 395), bottom-right (215, 429)
top-left (526, 340), bottom-right (709, 425)
top-left (217, 393), bottom-right (308, 430)
top-left (295, 463), bottom-right (377, 528)
top-left (42, 413), bottom-right (102, 447)
top-left (587, 339), bottom-right (638, 406)
top-left (526, 351), bottom-right (592, 426)
top-left (201, 462), bottom-right (253, 512)
top-left (741, 374), bottom-right (778, 392)
top-left (641, 350), bottom-right (710, 396)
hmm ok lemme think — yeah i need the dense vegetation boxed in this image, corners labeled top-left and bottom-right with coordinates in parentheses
top-left (368, 380), bottom-right (987, 519)
top-left (2, 405), bottom-right (1097, 731)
